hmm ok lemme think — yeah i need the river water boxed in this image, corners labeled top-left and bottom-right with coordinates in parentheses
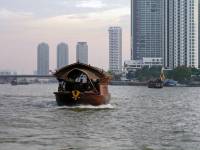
top-left (0, 84), bottom-right (200, 150)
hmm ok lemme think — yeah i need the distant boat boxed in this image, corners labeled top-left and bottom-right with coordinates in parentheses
top-left (0, 81), bottom-right (7, 84)
top-left (11, 79), bottom-right (29, 86)
top-left (53, 62), bottom-right (112, 106)
top-left (148, 79), bottom-right (163, 88)
top-left (163, 79), bottom-right (177, 87)
top-left (148, 68), bottom-right (165, 88)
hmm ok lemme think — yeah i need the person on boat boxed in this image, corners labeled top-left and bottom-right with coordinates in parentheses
top-left (80, 74), bottom-right (87, 83)
top-left (75, 74), bottom-right (87, 83)
top-left (57, 78), bottom-right (65, 91)
top-left (75, 76), bottom-right (80, 82)
top-left (74, 74), bottom-right (88, 91)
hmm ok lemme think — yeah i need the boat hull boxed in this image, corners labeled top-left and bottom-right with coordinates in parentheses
top-left (163, 79), bottom-right (177, 87)
top-left (54, 91), bottom-right (111, 106)
top-left (148, 83), bottom-right (163, 88)
top-left (148, 81), bottom-right (163, 88)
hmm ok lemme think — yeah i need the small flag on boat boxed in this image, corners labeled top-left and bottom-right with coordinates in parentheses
top-left (160, 67), bottom-right (165, 81)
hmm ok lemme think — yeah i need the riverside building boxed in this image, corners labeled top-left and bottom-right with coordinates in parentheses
top-left (131, 0), bottom-right (199, 69)
top-left (37, 43), bottom-right (49, 75)
top-left (131, 0), bottom-right (164, 61)
top-left (164, 0), bottom-right (199, 68)
top-left (76, 42), bottom-right (88, 64)
top-left (57, 42), bottom-right (69, 69)
top-left (109, 26), bottom-right (122, 74)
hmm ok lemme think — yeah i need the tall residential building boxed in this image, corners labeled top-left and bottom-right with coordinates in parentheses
top-left (199, 0), bottom-right (200, 68)
top-left (131, 0), bottom-right (165, 60)
top-left (57, 42), bottom-right (69, 69)
top-left (76, 42), bottom-right (88, 64)
top-left (164, 0), bottom-right (199, 68)
top-left (37, 43), bottom-right (49, 75)
top-left (109, 27), bottom-right (122, 73)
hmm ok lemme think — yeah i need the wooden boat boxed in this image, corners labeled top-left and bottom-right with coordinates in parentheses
top-left (148, 79), bottom-right (163, 88)
top-left (53, 62), bottom-right (111, 106)
top-left (148, 67), bottom-right (165, 88)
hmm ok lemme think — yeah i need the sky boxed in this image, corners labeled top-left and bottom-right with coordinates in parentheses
top-left (0, 0), bottom-right (130, 74)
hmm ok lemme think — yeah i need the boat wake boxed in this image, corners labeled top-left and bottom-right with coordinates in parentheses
top-left (56, 104), bottom-right (114, 110)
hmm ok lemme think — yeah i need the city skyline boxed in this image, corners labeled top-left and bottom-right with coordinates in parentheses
top-left (0, 0), bottom-right (130, 74)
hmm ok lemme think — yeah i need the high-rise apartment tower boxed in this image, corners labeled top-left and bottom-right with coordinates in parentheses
top-left (76, 42), bottom-right (88, 64)
top-left (57, 42), bottom-right (69, 69)
top-left (164, 0), bottom-right (199, 68)
top-left (109, 26), bottom-right (122, 73)
top-left (37, 43), bottom-right (49, 75)
top-left (131, 0), bottom-right (165, 60)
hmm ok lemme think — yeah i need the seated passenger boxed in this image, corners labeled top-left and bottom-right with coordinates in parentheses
top-left (75, 76), bottom-right (80, 82)
top-left (80, 74), bottom-right (87, 83)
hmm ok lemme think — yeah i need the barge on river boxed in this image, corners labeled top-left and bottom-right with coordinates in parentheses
top-left (54, 62), bottom-right (111, 106)
top-left (148, 67), bottom-right (165, 88)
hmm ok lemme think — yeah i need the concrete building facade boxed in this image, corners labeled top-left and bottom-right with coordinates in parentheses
top-left (109, 26), bottom-right (122, 73)
top-left (131, 0), bottom-right (199, 69)
top-left (199, 0), bottom-right (200, 68)
top-left (124, 57), bottom-right (163, 72)
top-left (76, 42), bottom-right (88, 64)
top-left (131, 0), bottom-right (165, 60)
top-left (57, 42), bottom-right (69, 69)
top-left (37, 43), bottom-right (49, 75)
top-left (164, 0), bottom-right (199, 69)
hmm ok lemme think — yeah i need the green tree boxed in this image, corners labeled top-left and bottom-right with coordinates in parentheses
top-left (135, 66), bottom-right (149, 81)
top-left (191, 67), bottom-right (200, 76)
top-left (107, 70), bottom-right (122, 81)
top-left (149, 66), bottom-right (162, 78)
top-left (135, 66), bottom-right (162, 81)
top-left (165, 70), bottom-right (173, 79)
top-left (173, 66), bottom-right (192, 83)
top-left (107, 70), bottom-right (113, 75)
top-left (126, 71), bottom-right (135, 80)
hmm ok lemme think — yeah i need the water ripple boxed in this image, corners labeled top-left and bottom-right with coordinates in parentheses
top-left (0, 85), bottom-right (200, 149)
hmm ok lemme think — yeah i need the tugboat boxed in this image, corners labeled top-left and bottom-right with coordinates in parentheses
top-left (148, 78), bottom-right (163, 88)
top-left (53, 62), bottom-right (112, 106)
top-left (148, 68), bottom-right (165, 88)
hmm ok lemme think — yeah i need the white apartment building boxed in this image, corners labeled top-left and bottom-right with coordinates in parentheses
top-left (37, 43), bottom-right (49, 75)
top-left (124, 57), bottom-right (163, 72)
top-left (109, 26), bottom-right (122, 74)
top-left (57, 42), bottom-right (69, 69)
top-left (76, 42), bottom-right (88, 64)
top-left (164, 0), bottom-right (199, 68)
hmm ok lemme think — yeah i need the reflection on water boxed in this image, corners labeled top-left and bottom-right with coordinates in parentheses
top-left (0, 84), bottom-right (200, 150)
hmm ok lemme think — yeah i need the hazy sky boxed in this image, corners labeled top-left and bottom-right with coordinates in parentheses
top-left (0, 0), bottom-right (130, 74)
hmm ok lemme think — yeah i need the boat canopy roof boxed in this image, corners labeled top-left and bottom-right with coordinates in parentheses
top-left (54, 62), bottom-right (111, 81)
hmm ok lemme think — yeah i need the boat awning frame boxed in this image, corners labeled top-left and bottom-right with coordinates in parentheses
top-left (54, 62), bottom-right (112, 82)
